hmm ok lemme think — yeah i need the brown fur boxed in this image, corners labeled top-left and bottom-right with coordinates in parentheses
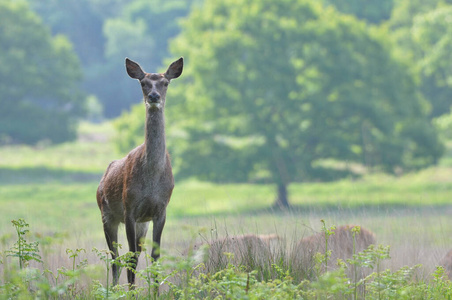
top-left (96, 57), bottom-right (183, 286)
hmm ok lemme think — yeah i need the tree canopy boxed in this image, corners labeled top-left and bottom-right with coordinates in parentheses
top-left (324, 0), bottom-right (394, 24)
top-left (24, 0), bottom-right (452, 122)
top-left (390, 0), bottom-right (452, 118)
top-left (160, 0), bottom-right (442, 206)
top-left (0, 0), bottom-right (84, 144)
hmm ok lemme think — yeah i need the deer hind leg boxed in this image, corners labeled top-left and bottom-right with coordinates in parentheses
top-left (103, 220), bottom-right (120, 285)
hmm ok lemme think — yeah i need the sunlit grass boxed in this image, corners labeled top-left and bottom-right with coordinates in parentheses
top-left (2, 168), bottom-right (451, 227)
top-left (0, 183), bottom-right (100, 234)
top-left (0, 121), bottom-right (116, 174)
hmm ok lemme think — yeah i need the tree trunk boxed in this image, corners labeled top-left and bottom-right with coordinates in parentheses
top-left (274, 183), bottom-right (290, 209)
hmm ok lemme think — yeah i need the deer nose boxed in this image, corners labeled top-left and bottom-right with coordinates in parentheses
top-left (148, 92), bottom-right (160, 103)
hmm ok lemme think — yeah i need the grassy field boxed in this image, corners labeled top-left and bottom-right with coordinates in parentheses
top-left (1, 121), bottom-right (452, 290)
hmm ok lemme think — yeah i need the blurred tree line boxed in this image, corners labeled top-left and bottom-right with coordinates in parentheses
top-left (1, 0), bottom-right (452, 205)
top-left (0, 0), bottom-right (84, 144)
top-left (28, 0), bottom-right (201, 118)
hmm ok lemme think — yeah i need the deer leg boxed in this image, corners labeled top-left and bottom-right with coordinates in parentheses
top-left (125, 215), bottom-right (138, 286)
top-left (103, 221), bottom-right (120, 285)
top-left (136, 222), bottom-right (150, 253)
top-left (151, 214), bottom-right (166, 262)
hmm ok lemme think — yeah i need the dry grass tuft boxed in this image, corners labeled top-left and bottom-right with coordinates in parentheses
top-left (186, 234), bottom-right (282, 279)
top-left (439, 249), bottom-right (452, 278)
top-left (292, 225), bottom-right (376, 277)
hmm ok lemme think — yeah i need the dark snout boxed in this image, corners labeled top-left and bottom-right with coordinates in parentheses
top-left (147, 92), bottom-right (161, 103)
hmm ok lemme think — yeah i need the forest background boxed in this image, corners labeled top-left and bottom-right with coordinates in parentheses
top-left (2, 0), bottom-right (452, 207)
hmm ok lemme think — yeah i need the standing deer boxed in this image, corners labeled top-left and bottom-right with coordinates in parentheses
top-left (96, 57), bottom-right (183, 286)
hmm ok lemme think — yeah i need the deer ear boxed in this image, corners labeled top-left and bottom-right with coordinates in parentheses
top-left (125, 58), bottom-right (145, 80)
top-left (165, 57), bottom-right (183, 80)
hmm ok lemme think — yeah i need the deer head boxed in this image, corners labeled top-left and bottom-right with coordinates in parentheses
top-left (125, 57), bottom-right (183, 110)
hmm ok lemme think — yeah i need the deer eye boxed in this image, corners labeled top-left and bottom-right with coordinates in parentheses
top-left (164, 82), bottom-right (169, 87)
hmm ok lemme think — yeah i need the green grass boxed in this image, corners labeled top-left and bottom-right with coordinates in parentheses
top-left (0, 183), bottom-right (99, 231)
top-left (0, 121), bottom-right (115, 175)
top-left (2, 169), bottom-right (451, 231)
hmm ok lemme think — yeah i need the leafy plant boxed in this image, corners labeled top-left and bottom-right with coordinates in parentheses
top-left (6, 219), bottom-right (42, 270)
top-left (320, 219), bottom-right (336, 273)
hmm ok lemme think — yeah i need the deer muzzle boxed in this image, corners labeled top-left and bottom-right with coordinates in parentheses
top-left (148, 92), bottom-right (161, 103)
top-left (146, 92), bottom-right (162, 109)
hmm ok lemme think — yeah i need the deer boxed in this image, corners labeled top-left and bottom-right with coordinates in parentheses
top-left (96, 57), bottom-right (183, 286)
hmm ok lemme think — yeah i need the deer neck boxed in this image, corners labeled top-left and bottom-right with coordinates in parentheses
top-left (144, 107), bottom-right (167, 171)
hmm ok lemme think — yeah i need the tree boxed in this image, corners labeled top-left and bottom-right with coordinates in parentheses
top-left (0, 0), bottom-right (84, 144)
top-left (28, 0), bottom-right (107, 66)
top-left (323, 0), bottom-right (394, 24)
top-left (116, 0), bottom-right (443, 207)
top-left (28, 0), bottom-right (117, 120)
top-left (390, 0), bottom-right (452, 118)
top-left (409, 5), bottom-right (452, 117)
top-left (434, 106), bottom-right (452, 141)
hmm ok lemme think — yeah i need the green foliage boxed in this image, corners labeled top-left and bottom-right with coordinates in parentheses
top-left (434, 107), bottom-right (452, 140)
top-left (324, 0), bottom-right (394, 24)
top-left (28, 0), bottom-right (120, 119)
top-left (147, 0), bottom-right (444, 206)
top-left (6, 219), bottom-right (42, 270)
top-left (0, 219), bottom-right (89, 299)
top-left (113, 105), bottom-right (145, 154)
top-left (28, 0), bottom-right (107, 66)
top-left (91, 246), bottom-right (140, 299)
top-left (412, 5), bottom-right (452, 118)
top-left (428, 266), bottom-right (452, 298)
top-left (350, 225), bottom-right (361, 299)
top-left (0, 0), bottom-right (84, 145)
top-left (390, 0), bottom-right (452, 118)
top-left (319, 220), bottom-right (336, 273)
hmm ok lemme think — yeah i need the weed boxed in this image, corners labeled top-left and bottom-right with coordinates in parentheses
top-left (321, 220), bottom-right (335, 263)
top-left (6, 219), bottom-right (42, 270)
top-left (135, 241), bottom-right (162, 299)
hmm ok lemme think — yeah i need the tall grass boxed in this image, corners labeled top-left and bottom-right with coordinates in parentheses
top-left (2, 218), bottom-right (452, 299)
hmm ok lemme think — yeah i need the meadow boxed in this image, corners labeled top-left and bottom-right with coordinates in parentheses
top-left (1, 121), bottom-right (452, 298)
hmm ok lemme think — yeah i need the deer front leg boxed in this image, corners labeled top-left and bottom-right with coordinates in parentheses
top-left (103, 221), bottom-right (120, 285)
top-left (151, 213), bottom-right (166, 261)
top-left (136, 222), bottom-right (150, 253)
top-left (125, 215), bottom-right (138, 286)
